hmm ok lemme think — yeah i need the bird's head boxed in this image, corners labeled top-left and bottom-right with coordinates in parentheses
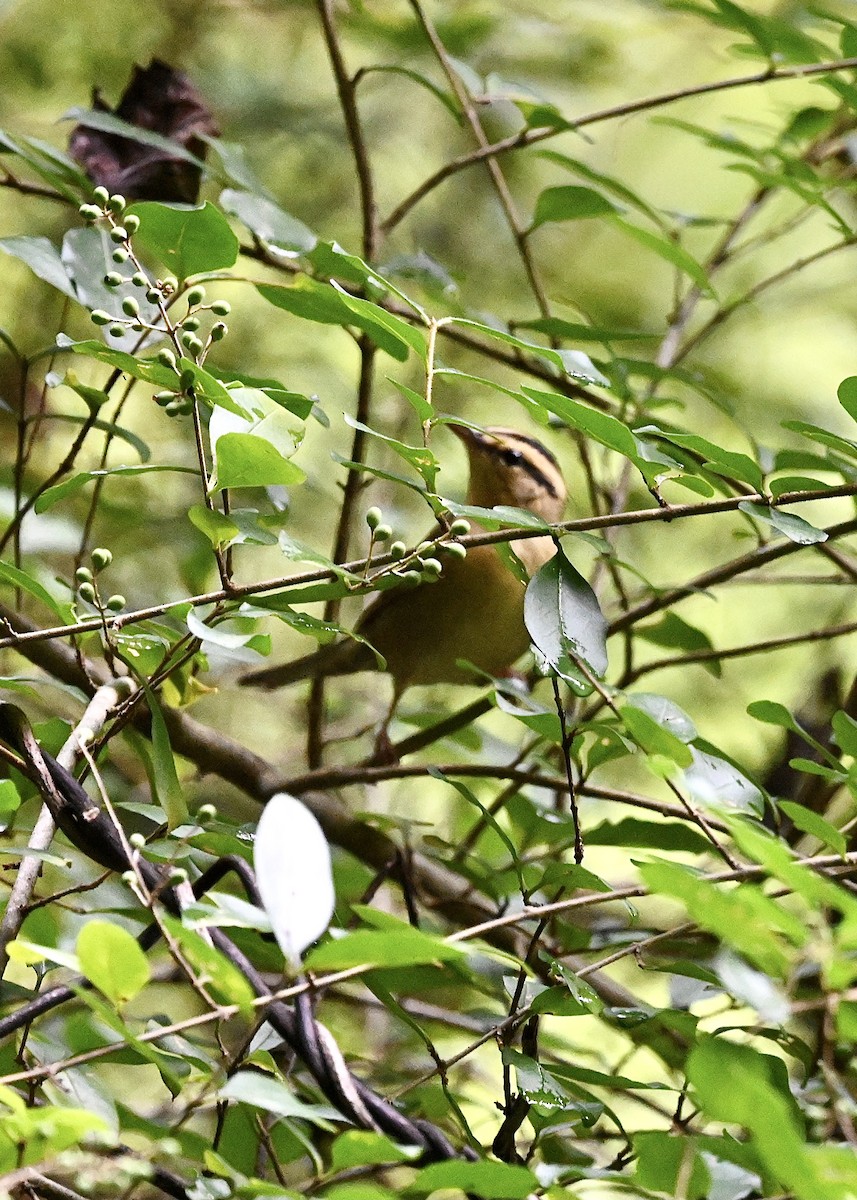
top-left (450, 425), bottom-right (567, 524)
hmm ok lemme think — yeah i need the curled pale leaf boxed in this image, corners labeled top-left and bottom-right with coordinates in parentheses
top-left (254, 792), bottom-right (335, 968)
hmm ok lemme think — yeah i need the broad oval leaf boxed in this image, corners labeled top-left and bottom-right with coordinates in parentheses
top-left (128, 200), bottom-right (239, 278)
top-left (532, 183), bottom-right (620, 227)
top-left (77, 919), bottom-right (150, 1006)
top-left (524, 546), bottom-right (608, 683)
top-left (254, 792), bottom-right (335, 968)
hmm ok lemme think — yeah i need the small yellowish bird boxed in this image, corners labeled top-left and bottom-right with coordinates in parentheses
top-left (240, 425), bottom-right (567, 696)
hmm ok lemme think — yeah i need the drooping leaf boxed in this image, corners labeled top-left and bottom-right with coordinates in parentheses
top-left (254, 792), bottom-right (335, 968)
top-left (524, 545), bottom-right (608, 689)
top-left (0, 235), bottom-right (77, 299)
top-left (738, 501), bottom-right (827, 545)
top-left (220, 188), bottom-right (316, 255)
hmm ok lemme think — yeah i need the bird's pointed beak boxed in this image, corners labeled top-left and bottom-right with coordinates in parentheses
top-left (447, 422), bottom-right (481, 447)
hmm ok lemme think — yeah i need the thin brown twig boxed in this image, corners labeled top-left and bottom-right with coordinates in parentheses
top-left (4, 487), bottom-right (856, 653)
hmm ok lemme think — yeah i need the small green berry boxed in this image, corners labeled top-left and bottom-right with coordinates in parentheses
top-left (93, 186), bottom-right (109, 204)
top-left (123, 213), bottom-right (140, 234)
top-left (154, 390), bottom-right (177, 407)
top-left (121, 296), bottom-right (139, 317)
top-left (401, 569), bottom-right (422, 586)
top-left (90, 309), bottom-right (111, 326)
top-left (130, 320), bottom-right (144, 332)
top-left (129, 832), bottom-right (146, 849)
top-left (109, 226), bottom-right (128, 244)
top-left (421, 557), bottom-right (443, 577)
top-left (108, 194), bottom-right (126, 214)
top-left (185, 285), bottom-right (206, 306)
top-left (441, 541), bottom-right (468, 560)
top-left (103, 271), bottom-right (125, 288)
top-left (111, 247), bottom-right (129, 263)
top-left (108, 323), bottom-right (126, 338)
top-left (365, 507), bottom-right (383, 531)
top-left (389, 541), bottom-right (407, 559)
top-left (146, 288), bottom-right (161, 304)
top-left (105, 594), bottom-right (126, 612)
top-left (165, 398), bottom-right (185, 417)
top-left (79, 203), bottom-right (102, 222)
top-left (179, 369), bottom-right (196, 390)
top-left (211, 299), bottom-right (231, 316)
top-left (210, 321), bottom-right (227, 341)
top-left (182, 316), bottom-right (201, 332)
top-left (131, 270), bottom-right (148, 288)
top-left (74, 566), bottom-right (93, 585)
top-left (187, 335), bottom-right (204, 355)
top-left (78, 581), bottom-right (97, 603)
top-left (197, 803), bottom-right (217, 821)
top-left (91, 548), bottom-right (112, 570)
top-left (157, 348), bottom-right (177, 369)
top-left (374, 524), bottom-right (392, 542)
top-left (449, 518), bottom-right (471, 537)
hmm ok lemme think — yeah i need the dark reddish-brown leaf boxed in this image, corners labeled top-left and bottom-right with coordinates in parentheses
top-left (69, 58), bottom-right (218, 203)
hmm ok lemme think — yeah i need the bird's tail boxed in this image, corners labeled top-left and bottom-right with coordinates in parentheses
top-left (239, 637), bottom-right (372, 690)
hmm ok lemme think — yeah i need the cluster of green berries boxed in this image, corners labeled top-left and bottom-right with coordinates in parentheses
top-left (74, 547), bottom-right (125, 614)
top-left (79, 188), bottom-right (231, 417)
top-left (365, 508), bottom-right (470, 583)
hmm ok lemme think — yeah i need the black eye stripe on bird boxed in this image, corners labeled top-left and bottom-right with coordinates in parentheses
top-left (479, 430), bottom-right (563, 500)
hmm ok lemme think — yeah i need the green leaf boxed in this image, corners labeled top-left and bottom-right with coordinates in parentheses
top-left (653, 430), bottom-right (763, 489)
top-left (188, 505), bottom-right (240, 549)
top-left (0, 235), bottom-right (77, 299)
top-left (35, 464), bottom-right (196, 513)
top-left (738, 501), bottom-right (827, 545)
top-left (614, 218), bottom-right (714, 295)
top-left (747, 699), bottom-right (800, 731)
top-left (837, 375), bottom-right (857, 424)
top-left (76, 920), bottom-right (150, 1006)
top-left (257, 280), bottom-right (422, 362)
top-left (330, 1131), bottom-right (418, 1171)
top-left (62, 105), bottom-right (208, 167)
top-left (0, 559), bottom-right (68, 620)
top-left (451, 320), bottom-right (609, 384)
top-left (524, 545), bottom-right (608, 688)
top-left (407, 1160), bottom-right (538, 1199)
top-left (127, 201), bottom-right (239, 278)
top-left (620, 704), bottom-right (693, 768)
top-left (833, 710), bottom-right (857, 758)
top-left (219, 188), bottom-right (316, 254)
top-left (625, 693), bottom-right (697, 743)
top-left (344, 416), bottom-right (438, 489)
top-left (779, 801), bottom-right (846, 856)
top-left (640, 861), bottom-right (803, 976)
top-left (687, 1037), bottom-right (821, 1199)
top-left (304, 927), bottom-right (464, 971)
top-left (219, 1071), bottom-right (337, 1128)
top-left (159, 914), bottom-right (255, 1014)
top-left (61, 337), bottom-right (180, 389)
top-left (634, 1131), bottom-right (709, 1199)
top-left (145, 686), bottom-right (188, 829)
top-left (531, 184), bottom-right (619, 227)
top-left (388, 377), bottom-right (433, 422)
top-left (212, 432), bottom-right (306, 490)
top-left (586, 817), bottom-right (712, 854)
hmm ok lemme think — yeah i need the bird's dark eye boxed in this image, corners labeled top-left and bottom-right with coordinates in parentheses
top-left (501, 448), bottom-right (523, 466)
